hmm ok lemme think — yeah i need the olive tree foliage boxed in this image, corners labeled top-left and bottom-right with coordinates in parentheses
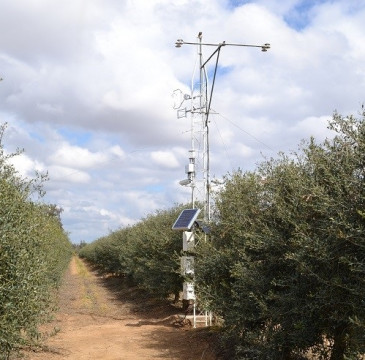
top-left (195, 110), bottom-right (365, 360)
top-left (80, 204), bottom-right (188, 300)
top-left (0, 124), bottom-right (73, 358)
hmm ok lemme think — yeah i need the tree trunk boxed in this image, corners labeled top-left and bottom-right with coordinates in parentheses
top-left (330, 324), bottom-right (347, 360)
top-left (173, 291), bottom-right (180, 303)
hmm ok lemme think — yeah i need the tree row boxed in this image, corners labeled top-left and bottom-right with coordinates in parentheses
top-left (80, 110), bottom-right (365, 360)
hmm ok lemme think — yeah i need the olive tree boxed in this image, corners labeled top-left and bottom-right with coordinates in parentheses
top-left (0, 124), bottom-right (72, 358)
top-left (195, 109), bottom-right (365, 359)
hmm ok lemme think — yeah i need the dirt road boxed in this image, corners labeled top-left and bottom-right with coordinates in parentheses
top-left (22, 256), bottom-right (217, 360)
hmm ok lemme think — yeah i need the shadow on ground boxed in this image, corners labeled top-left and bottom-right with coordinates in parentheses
top-left (85, 262), bottom-right (222, 360)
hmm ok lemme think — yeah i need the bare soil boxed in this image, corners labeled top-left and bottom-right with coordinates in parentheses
top-left (20, 256), bottom-right (218, 360)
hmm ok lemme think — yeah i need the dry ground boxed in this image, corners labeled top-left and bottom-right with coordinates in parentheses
top-left (20, 256), bottom-right (218, 360)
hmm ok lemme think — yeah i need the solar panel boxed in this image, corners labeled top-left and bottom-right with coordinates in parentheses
top-left (172, 208), bottom-right (201, 230)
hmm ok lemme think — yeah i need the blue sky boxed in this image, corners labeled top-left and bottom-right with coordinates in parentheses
top-left (1, 0), bottom-right (365, 243)
top-left (284, 1), bottom-right (319, 29)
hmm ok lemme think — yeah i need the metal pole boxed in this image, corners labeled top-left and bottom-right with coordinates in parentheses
top-left (175, 32), bottom-right (270, 328)
top-left (198, 33), bottom-right (210, 224)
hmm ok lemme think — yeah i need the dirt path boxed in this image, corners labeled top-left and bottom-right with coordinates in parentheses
top-left (22, 256), bottom-right (217, 360)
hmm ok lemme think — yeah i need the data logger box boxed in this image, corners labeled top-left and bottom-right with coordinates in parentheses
top-left (183, 282), bottom-right (195, 300)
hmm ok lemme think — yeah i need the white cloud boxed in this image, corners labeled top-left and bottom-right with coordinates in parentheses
top-left (151, 151), bottom-right (180, 169)
top-left (49, 144), bottom-right (108, 169)
top-left (47, 165), bottom-right (91, 184)
top-left (289, 115), bottom-right (333, 141)
top-left (109, 145), bottom-right (125, 159)
top-left (8, 153), bottom-right (45, 178)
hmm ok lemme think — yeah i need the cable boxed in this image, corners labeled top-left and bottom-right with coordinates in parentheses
top-left (210, 114), bottom-right (235, 170)
top-left (217, 112), bottom-right (275, 152)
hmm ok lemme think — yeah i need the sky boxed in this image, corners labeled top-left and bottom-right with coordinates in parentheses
top-left (1, 0), bottom-right (365, 243)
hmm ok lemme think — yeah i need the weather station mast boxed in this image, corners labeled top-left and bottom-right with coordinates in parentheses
top-left (172, 32), bottom-right (270, 327)
top-left (174, 32), bottom-right (270, 223)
